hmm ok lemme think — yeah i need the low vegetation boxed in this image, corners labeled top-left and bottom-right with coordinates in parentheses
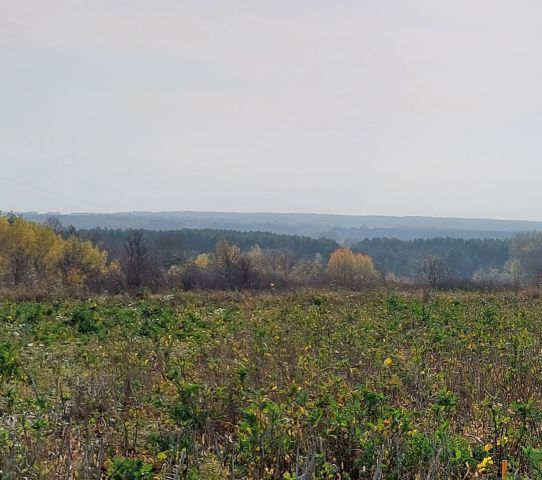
top-left (2, 290), bottom-right (542, 478)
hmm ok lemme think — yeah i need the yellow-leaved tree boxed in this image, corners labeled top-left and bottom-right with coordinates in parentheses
top-left (327, 248), bottom-right (377, 289)
top-left (58, 235), bottom-right (109, 290)
top-left (194, 253), bottom-right (210, 269)
top-left (0, 214), bottom-right (110, 293)
top-left (215, 239), bottom-right (240, 285)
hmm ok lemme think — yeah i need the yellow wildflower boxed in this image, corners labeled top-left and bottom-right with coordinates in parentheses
top-left (476, 456), bottom-right (493, 474)
top-left (384, 357), bottom-right (393, 367)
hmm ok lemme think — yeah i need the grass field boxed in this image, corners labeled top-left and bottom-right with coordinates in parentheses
top-left (1, 290), bottom-right (542, 479)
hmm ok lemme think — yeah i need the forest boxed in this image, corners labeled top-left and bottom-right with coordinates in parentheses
top-left (351, 237), bottom-right (509, 280)
top-left (70, 224), bottom-right (542, 291)
top-left (0, 214), bottom-right (541, 295)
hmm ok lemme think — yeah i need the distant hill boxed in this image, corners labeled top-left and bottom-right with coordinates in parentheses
top-left (20, 211), bottom-right (542, 241)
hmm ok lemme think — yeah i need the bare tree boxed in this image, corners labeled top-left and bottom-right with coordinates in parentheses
top-left (44, 216), bottom-right (64, 234)
top-left (123, 230), bottom-right (152, 289)
top-left (235, 253), bottom-right (258, 288)
top-left (417, 255), bottom-right (449, 290)
top-left (214, 239), bottom-right (239, 287)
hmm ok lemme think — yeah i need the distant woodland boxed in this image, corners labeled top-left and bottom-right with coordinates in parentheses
top-left (1, 213), bottom-right (542, 295)
top-left (23, 211), bottom-right (542, 240)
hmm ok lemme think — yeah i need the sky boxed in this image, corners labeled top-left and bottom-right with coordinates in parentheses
top-left (1, 1), bottom-right (542, 219)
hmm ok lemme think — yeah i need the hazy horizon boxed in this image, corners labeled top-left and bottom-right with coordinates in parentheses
top-left (17, 209), bottom-right (542, 226)
top-left (3, 1), bottom-right (542, 219)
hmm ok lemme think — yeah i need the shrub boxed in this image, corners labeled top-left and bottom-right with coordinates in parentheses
top-left (107, 457), bottom-right (153, 480)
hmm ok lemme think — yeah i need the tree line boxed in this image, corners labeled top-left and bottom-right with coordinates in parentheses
top-left (351, 237), bottom-right (509, 280)
top-left (3, 214), bottom-right (542, 294)
top-left (0, 216), bottom-right (377, 294)
top-left (77, 227), bottom-right (339, 266)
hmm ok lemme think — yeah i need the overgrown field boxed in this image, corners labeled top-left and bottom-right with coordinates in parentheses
top-left (2, 291), bottom-right (542, 479)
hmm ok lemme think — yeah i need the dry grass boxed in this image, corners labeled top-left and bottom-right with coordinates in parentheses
top-left (1, 290), bottom-right (542, 479)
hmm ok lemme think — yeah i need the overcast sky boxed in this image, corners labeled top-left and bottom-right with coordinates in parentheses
top-left (1, 1), bottom-right (542, 219)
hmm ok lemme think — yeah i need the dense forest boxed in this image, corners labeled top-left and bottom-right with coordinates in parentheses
top-left (78, 228), bottom-right (514, 285)
top-left (77, 228), bottom-right (510, 276)
top-left (77, 227), bottom-right (339, 266)
top-left (2, 214), bottom-right (542, 294)
top-left (352, 237), bottom-right (509, 279)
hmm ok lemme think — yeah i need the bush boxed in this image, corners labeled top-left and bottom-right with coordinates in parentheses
top-left (107, 457), bottom-right (153, 480)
